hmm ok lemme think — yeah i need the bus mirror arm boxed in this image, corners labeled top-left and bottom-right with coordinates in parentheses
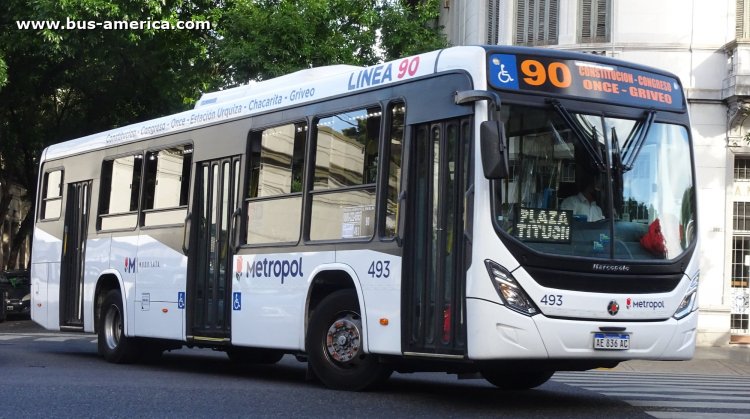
top-left (182, 213), bottom-right (191, 255)
top-left (455, 90), bottom-right (508, 179)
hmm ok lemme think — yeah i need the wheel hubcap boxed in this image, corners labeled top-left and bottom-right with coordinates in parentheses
top-left (104, 304), bottom-right (122, 350)
top-left (325, 313), bottom-right (361, 364)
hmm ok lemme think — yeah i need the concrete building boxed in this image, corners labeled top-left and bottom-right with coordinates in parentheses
top-left (439, 0), bottom-right (749, 345)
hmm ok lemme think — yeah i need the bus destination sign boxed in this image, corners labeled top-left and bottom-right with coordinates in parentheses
top-left (488, 53), bottom-right (684, 111)
top-left (514, 208), bottom-right (572, 244)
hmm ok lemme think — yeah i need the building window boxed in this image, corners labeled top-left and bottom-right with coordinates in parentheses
top-left (739, 0), bottom-right (750, 40)
top-left (732, 155), bottom-right (750, 333)
top-left (515, 0), bottom-right (559, 46)
top-left (245, 122), bottom-right (307, 244)
top-left (578, 0), bottom-right (610, 44)
top-left (735, 156), bottom-right (750, 181)
top-left (310, 106), bottom-right (381, 241)
top-left (40, 169), bottom-right (63, 220)
top-left (487, 0), bottom-right (501, 44)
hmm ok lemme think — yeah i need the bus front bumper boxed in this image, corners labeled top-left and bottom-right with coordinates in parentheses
top-left (466, 297), bottom-right (697, 363)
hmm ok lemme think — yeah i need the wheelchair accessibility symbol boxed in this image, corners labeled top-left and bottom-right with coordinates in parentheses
top-left (489, 54), bottom-right (519, 90)
top-left (177, 292), bottom-right (185, 309)
top-left (497, 64), bottom-right (514, 83)
top-left (232, 292), bottom-right (242, 311)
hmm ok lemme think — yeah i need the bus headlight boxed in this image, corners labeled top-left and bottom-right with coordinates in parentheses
top-left (484, 260), bottom-right (538, 316)
top-left (673, 273), bottom-right (699, 320)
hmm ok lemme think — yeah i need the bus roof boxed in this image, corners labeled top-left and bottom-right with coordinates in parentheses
top-left (41, 45), bottom-right (686, 161)
top-left (42, 47), bottom-right (451, 161)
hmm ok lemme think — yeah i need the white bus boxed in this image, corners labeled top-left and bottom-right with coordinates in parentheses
top-left (31, 46), bottom-right (699, 391)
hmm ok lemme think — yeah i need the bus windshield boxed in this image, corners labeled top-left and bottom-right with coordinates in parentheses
top-left (493, 104), bottom-right (695, 261)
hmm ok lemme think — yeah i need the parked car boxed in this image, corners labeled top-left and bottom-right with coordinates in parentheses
top-left (0, 288), bottom-right (6, 322)
top-left (0, 270), bottom-right (30, 319)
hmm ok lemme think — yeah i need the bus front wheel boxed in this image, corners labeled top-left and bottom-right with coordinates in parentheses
top-left (306, 290), bottom-right (391, 391)
top-left (97, 289), bottom-right (139, 363)
top-left (481, 369), bottom-right (555, 390)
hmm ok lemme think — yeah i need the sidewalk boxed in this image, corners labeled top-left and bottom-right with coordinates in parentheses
top-left (613, 345), bottom-right (750, 376)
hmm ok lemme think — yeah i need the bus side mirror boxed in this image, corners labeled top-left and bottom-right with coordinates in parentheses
top-left (480, 120), bottom-right (509, 179)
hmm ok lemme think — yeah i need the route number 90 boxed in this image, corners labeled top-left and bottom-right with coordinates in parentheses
top-left (520, 60), bottom-right (572, 88)
top-left (397, 57), bottom-right (420, 79)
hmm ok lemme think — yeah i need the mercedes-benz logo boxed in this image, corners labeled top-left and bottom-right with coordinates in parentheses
top-left (607, 300), bottom-right (620, 316)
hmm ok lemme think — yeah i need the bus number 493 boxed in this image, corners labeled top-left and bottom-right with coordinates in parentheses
top-left (540, 294), bottom-right (563, 306)
top-left (368, 260), bottom-right (391, 278)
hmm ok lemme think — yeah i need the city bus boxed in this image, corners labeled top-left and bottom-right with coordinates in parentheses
top-left (30, 45), bottom-right (699, 391)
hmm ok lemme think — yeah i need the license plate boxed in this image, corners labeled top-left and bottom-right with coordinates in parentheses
top-left (6, 305), bottom-right (13, 311)
top-left (593, 333), bottom-right (630, 350)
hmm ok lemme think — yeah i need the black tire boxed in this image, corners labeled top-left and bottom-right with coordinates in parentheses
top-left (97, 289), bottom-right (140, 363)
top-left (306, 290), bottom-right (391, 391)
top-left (481, 369), bottom-right (555, 390)
top-left (226, 347), bottom-right (284, 364)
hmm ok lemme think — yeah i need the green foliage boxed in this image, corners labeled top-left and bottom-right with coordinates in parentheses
top-left (0, 0), bottom-right (223, 269)
top-left (0, 0), bottom-right (222, 182)
top-left (218, 0), bottom-right (448, 83)
top-left (379, 0), bottom-right (448, 61)
top-left (0, 0), bottom-right (447, 268)
top-left (219, 0), bottom-right (379, 82)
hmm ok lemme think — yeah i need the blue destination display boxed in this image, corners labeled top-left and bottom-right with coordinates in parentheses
top-left (488, 53), bottom-right (685, 111)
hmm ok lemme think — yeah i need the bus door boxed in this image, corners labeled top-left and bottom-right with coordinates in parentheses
top-left (60, 181), bottom-right (91, 329)
top-left (187, 156), bottom-right (241, 342)
top-left (403, 118), bottom-right (471, 356)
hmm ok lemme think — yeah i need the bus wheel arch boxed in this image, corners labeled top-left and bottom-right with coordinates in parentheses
top-left (306, 269), bottom-right (359, 323)
top-left (94, 273), bottom-right (139, 363)
top-left (93, 273), bottom-right (122, 335)
top-left (305, 288), bottom-right (392, 391)
top-left (305, 267), bottom-right (368, 351)
top-left (97, 288), bottom-right (140, 363)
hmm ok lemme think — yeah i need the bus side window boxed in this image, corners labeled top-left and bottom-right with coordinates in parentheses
top-left (245, 122), bottom-right (306, 245)
top-left (384, 103), bottom-right (405, 239)
top-left (310, 106), bottom-right (381, 241)
top-left (40, 169), bottom-right (63, 220)
top-left (98, 154), bottom-right (142, 231)
top-left (141, 145), bottom-right (192, 227)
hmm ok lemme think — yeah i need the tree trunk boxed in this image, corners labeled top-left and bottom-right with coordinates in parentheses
top-left (7, 209), bottom-right (33, 270)
top-left (0, 183), bottom-right (13, 231)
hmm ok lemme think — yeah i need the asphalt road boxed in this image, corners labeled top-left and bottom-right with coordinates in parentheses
top-left (0, 319), bottom-right (651, 418)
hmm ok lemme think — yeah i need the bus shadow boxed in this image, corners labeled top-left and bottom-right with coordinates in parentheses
top-left (43, 348), bottom-right (648, 416)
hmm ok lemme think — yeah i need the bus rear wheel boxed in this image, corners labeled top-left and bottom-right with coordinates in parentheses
top-left (98, 289), bottom-right (139, 363)
top-left (481, 369), bottom-right (554, 390)
top-left (306, 290), bottom-right (391, 391)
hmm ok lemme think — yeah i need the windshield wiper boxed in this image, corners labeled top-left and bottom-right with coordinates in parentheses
top-left (622, 110), bottom-right (655, 170)
top-left (610, 126), bottom-right (624, 215)
top-left (549, 99), bottom-right (606, 172)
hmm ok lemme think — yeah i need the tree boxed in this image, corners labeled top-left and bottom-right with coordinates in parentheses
top-left (0, 0), bottom-right (447, 269)
top-left (0, 56), bottom-right (7, 89)
top-left (0, 0), bottom-right (222, 269)
top-left (217, 0), bottom-right (448, 84)
top-left (379, 0), bottom-right (448, 61)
